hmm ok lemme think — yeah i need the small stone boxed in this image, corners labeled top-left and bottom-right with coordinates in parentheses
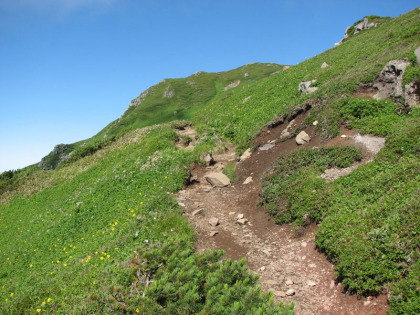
top-left (286, 289), bottom-right (295, 296)
top-left (260, 266), bottom-right (266, 271)
top-left (259, 143), bottom-right (275, 151)
top-left (237, 213), bottom-right (244, 219)
top-left (367, 296), bottom-right (374, 301)
top-left (321, 62), bottom-right (329, 68)
top-left (209, 231), bottom-right (218, 237)
top-left (313, 120), bottom-right (319, 126)
top-left (236, 218), bottom-right (248, 225)
top-left (285, 279), bottom-right (294, 285)
top-left (274, 291), bottom-right (287, 298)
top-left (239, 148), bottom-right (252, 161)
top-left (341, 134), bottom-right (347, 138)
top-left (301, 242), bottom-right (307, 248)
top-left (243, 177), bottom-right (253, 185)
top-left (364, 301), bottom-right (372, 307)
top-left (209, 217), bottom-right (219, 226)
top-left (192, 209), bottom-right (205, 216)
top-left (178, 202), bottom-right (186, 207)
top-left (330, 280), bottom-right (335, 289)
top-left (229, 212), bottom-right (236, 216)
top-left (76, 202), bottom-right (83, 206)
top-left (307, 280), bottom-right (316, 287)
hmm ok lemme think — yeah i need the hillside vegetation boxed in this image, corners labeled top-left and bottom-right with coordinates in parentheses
top-left (1, 8), bottom-right (420, 314)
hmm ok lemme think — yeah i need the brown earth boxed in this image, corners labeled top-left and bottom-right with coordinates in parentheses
top-left (176, 113), bottom-right (389, 315)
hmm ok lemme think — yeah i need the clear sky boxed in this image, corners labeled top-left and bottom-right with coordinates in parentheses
top-left (0, 0), bottom-right (418, 173)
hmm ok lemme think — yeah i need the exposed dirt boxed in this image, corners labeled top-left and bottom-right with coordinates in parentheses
top-left (176, 113), bottom-right (389, 315)
top-left (353, 83), bottom-right (377, 99)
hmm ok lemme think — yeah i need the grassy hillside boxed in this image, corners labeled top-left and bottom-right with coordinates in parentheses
top-left (1, 7), bottom-right (419, 314)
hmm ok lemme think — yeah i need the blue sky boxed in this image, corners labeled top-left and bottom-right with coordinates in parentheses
top-left (0, 0), bottom-right (418, 172)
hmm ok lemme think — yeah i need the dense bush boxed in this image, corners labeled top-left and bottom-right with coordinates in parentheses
top-left (259, 146), bottom-right (362, 225)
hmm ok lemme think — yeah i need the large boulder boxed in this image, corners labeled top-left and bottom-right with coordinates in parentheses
top-left (296, 131), bottom-right (311, 145)
top-left (298, 80), bottom-right (318, 94)
top-left (204, 172), bottom-right (230, 187)
top-left (374, 60), bottom-right (410, 99)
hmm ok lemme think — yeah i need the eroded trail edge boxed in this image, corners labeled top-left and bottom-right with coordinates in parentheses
top-left (176, 116), bottom-right (389, 315)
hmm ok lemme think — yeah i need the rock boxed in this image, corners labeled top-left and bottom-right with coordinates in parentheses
top-left (162, 85), bottom-right (174, 98)
top-left (307, 280), bottom-right (317, 287)
top-left (364, 301), bottom-right (372, 307)
top-left (209, 231), bottom-right (218, 237)
top-left (192, 209), bottom-right (205, 216)
top-left (237, 213), bottom-right (244, 219)
top-left (415, 46), bottom-right (420, 66)
top-left (201, 153), bottom-right (214, 166)
top-left (224, 80), bottom-right (241, 91)
top-left (205, 173), bottom-right (230, 187)
top-left (189, 175), bottom-right (199, 182)
top-left (312, 120), bottom-right (319, 126)
top-left (341, 135), bottom-right (347, 138)
top-left (274, 291), bottom-right (287, 298)
top-left (301, 242), bottom-right (307, 248)
top-left (38, 144), bottom-right (74, 170)
top-left (209, 217), bottom-right (219, 226)
top-left (298, 80), bottom-right (318, 94)
top-left (259, 143), bottom-right (275, 151)
top-left (354, 17), bottom-right (377, 34)
top-left (321, 62), bottom-right (329, 68)
top-left (243, 177), bottom-right (253, 185)
top-left (404, 81), bottom-right (420, 108)
top-left (236, 218), bottom-right (248, 225)
top-left (286, 289), bottom-right (295, 296)
top-left (330, 280), bottom-right (335, 289)
top-left (285, 279), bottom-right (294, 285)
top-left (374, 59), bottom-right (410, 99)
top-left (242, 96), bottom-right (252, 103)
top-left (239, 148), bottom-right (252, 161)
top-left (296, 131), bottom-right (311, 145)
top-left (229, 212), bottom-right (236, 216)
top-left (260, 266), bottom-right (266, 271)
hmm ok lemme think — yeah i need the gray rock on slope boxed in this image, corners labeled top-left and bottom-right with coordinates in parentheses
top-left (298, 80), bottom-right (318, 94)
top-left (374, 59), bottom-right (410, 99)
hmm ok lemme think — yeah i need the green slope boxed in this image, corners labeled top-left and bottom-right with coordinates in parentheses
top-left (94, 62), bottom-right (284, 140)
top-left (1, 7), bottom-right (420, 314)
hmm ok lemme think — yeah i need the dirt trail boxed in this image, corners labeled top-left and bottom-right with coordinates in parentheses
top-left (176, 115), bottom-right (389, 315)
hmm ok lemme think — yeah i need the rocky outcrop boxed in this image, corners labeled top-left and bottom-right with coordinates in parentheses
top-left (404, 81), bottom-right (420, 107)
top-left (298, 80), bottom-right (318, 94)
top-left (374, 59), bottom-right (410, 99)
top-left (163, 85), bottom-right (174, 98)
top-left (354, 18), bottom-right (378, 34)
top-left (38, 144), bottom-right (74, 170)
top-left (224, 80), bottom-right (241, 91)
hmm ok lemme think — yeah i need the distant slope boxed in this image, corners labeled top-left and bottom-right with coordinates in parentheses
top-left (95, 62), bottom-right (284, 140)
